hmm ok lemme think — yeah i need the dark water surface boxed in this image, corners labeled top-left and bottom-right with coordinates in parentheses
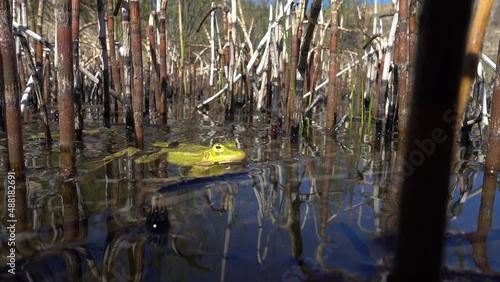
top-left (1, 110), bottom-right (500, 281)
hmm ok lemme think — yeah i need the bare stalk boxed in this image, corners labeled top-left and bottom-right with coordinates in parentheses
top-left (130, 0), bottom-right (144, 148)
top-left (484, 36), bottom-right (500, 175)
top-left (97, 0), bottom-right (110, 127)
top-left (159, 0), bottom-right (168, 119)
top-left (107, 0), bottom-right (122, 111)
top-left (0, 0), bottom-right (24, 170)
top-left (55, 0), bottom-right (76, 175)
top-left (121, 0), bottom-right (133, 129)
top-left (456, 0), bottom-right (495, 139)
top-left (72, 0), bottom-right (84, 140)
top-left (326, 0), bottom-right (339, 132)
top-left (396, 0), bottom-right (409, 145)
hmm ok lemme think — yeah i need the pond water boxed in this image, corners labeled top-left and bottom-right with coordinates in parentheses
top-left (1, 107), bottom-right (500, 281)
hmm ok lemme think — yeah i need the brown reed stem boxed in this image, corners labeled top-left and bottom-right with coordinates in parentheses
top-left (396, 0), bottom-right (409, 145)
top-left (18, 53), bottom-right (26, 96)
top-left (484, 36), bottom-right (500, 175)
top-left (72, 0), bottom-right (84, 140)
top-left (225, 1), bottom-right (236, 121)
top-left (464, 173), bottom-right (499, 274)
top-left (108, 0), bottom-right (122, 111)
top-left (456, 0), bottom-right (494, 139)
top-left (17, 34), bottom-right (52, 143)
top-left (56, 0), bottom-right (76, 175)
top-left (43, 53), bottom-right (51, 102)
top-left (35, 0), bottom-right (46, 81)
top-left (288, 2), bottom-right (303, 138)
top-left (159, 1), bottom-right (168, 120)
top-left (298, 0), bottom-right (322, 73)
top-left (96, 0), bottom-right (110, 127)
top-left (121, 0), bottom-right (133, 129)
top-left (407, 0), bottom-right (417, 112)
top-left (389, 0), bottom-right (472, 280)
top-left (130, 0), bottom-right (144, 149)
top-left (147, 12), bottom-right (159, 112)
top-left (326, 1), bottom-right (339, 132)
top-left (0, 0), bottom-right (24, 171)
top-left (178, 0), bottom-right (185, 97)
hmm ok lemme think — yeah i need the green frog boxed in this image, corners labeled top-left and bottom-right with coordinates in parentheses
top-left (90, 141), bottom-right (246, 168)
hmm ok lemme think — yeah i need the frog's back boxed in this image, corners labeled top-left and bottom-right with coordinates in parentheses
top-left (154, 142), bottom-right (208, 152)
top-left (153, 141), bottom-right (245, 166)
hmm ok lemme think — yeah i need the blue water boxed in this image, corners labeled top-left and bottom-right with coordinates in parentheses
top-left (0, 114), bottom-right (499, 281)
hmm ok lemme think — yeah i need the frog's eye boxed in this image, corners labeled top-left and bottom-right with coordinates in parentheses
top-left (213, 144), bottom-right (225, 154)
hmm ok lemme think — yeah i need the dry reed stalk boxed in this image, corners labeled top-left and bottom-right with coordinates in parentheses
top-left (396, 0), bottom-right (409, 145)
top-left (14, 3), bottom-right (27, 102)
top-left (96, 0), bottom-right (110, 127)
top-left (390, 0), bottom-right (472, 280)
top-left (43, 53), bottom-right (50, 102)
top-left (222, 3), bottom-right (229, 82)
top-left (408, 0), bottom-right (417, 95)
top-left (270, 17), bottom-right (281, 139)
top-left (225, 0), bottom-right (237, 120)
top-left (55, 0), bottom-right (76, 175)
top-left (265, 25), bottom-right (273, 110)
top-left (72, 0), bottom-right (85, 139)
top-left (18, 54), bottom-right (27, 96)
top-left (159, 0), bottom-right (168, 119)
top-left (376, 5), bottom-right (398, 135)
top-left (456, 0), bottom-right (495, 140)
top-left (230, 0), bottom-right (238, 118)
top-left (178, 0), bottom-right (185, 97)
top-left (17, 34), bottom-right (52, 142)
top-left (121, 0), bottom-right (133, 129)
top-left (353, 2), bottom-right (367, 119)
top-left (465, 173), bottom-right (498, 273)
top-left (237, 0), bottom-right (253, 55)
top-left (0, 0), bottom-right (24, 170)
top-left (308, 16), bottom-right (327, 100)
top-left (372, 43), bottom-right (383, 121)
top-left (107, 0), bottom-right (122, 111)
top-left (192, 62), bottom-right (197, 104)
top-left (256, 6), bottom-right (272, 111)
top-left (484, 37), bottom-right (500, 175)
top-left (368, 1), bottom-right (383, 121)
top-left (298, 0), bottom-right (322, 73)
top-left (147, 12), bottom-right (160, 112)
top-left (144, 60), bottom-right (151, 113)
top-left (209, 3), bottom-right (216, 88)
top-left (35, 0), bottom-right (45, 69)
top-left (130, 0), bottom-right (144, 148)
top-left (51, 56), bottom-right (57, 100)
top-left (287, 0), bottom-right (304, 138)
top-left (326, 0), bottom-right (339, 132)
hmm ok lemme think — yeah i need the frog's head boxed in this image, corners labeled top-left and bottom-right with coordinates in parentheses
top-left (201, 141), bottom-right (246, 165)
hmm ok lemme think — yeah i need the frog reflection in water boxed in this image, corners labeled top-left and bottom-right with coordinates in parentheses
top-left (90, 141), bottom-right (246, 176)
